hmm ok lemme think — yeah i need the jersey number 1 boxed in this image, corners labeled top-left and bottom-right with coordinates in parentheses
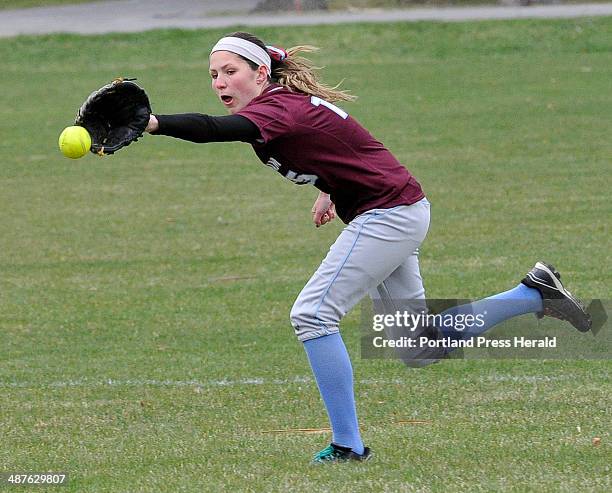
top-left (310, 96), bottom-right (348, 120)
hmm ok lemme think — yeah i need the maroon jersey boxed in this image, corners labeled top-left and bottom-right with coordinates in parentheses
top-left (237, 85), bottom-right (424, 223)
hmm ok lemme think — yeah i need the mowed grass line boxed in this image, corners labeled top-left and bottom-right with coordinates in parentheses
top-left (0, 19), bottom-right (610, 492)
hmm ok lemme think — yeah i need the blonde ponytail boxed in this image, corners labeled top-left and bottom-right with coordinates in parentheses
top-left (273, 46), bottom-right (356, 103)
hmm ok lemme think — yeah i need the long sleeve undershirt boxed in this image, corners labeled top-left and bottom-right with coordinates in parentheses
top-left (151, 113), bottom-right (260, 143)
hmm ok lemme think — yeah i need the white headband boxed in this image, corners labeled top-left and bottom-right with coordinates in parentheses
top-left (210, 37), bottom-right (271, 73)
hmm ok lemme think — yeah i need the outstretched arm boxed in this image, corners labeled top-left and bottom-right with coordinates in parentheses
top-left (145, 113), bottom-right (260, 143)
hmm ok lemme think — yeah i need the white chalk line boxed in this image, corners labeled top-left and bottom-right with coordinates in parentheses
top-left (0, 376), bottom-right (406, 389)
top-left (484, 374), bottom-right (574, 383)
top-left (0, 374), bottom-right (572, 389)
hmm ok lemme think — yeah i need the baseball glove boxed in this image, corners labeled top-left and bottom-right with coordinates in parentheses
top-left (75, 78), bottom-right (151, 156)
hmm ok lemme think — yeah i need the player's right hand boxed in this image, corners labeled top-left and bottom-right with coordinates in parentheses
top-left (312, 192), bottom-right (336, 228)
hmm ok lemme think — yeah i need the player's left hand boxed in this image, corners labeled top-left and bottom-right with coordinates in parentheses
top-left (75, 78), bottom-right (151, 155)
top-left (312, 192), bottom-right (336, 228)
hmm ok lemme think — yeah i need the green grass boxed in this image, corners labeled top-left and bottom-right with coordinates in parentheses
top-left (3, 0), bottom-right (610, 12)
top-left (0, 0), bottom-right (92, 10)
top-left (1, 18), bottom-right (611, 492)
top-left (328, 0), bottom-right (503, 8)
top-left (328, 0), bottom-right (612, 8)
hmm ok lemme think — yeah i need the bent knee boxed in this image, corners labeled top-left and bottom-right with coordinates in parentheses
top-left (290, 305), bottom-right (339, 342)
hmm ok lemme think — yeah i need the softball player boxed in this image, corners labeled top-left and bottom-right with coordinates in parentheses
top-left (145, 32), bottom-right (592, 464)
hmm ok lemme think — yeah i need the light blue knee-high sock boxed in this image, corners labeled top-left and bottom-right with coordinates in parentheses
top-left (303, 333), bottom-right (365, 455)
top-left (440, 283), bottom-right (543, 340)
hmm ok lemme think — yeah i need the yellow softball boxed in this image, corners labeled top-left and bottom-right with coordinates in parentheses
top-left (58, 125), bottom-right (91, 159)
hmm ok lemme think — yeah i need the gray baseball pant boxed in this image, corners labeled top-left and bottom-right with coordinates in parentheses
top-left (290, 198), bottom-right (431, 346)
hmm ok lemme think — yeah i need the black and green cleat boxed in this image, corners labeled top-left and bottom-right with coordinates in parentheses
top-left (521, 261), bottom-right (592, 332)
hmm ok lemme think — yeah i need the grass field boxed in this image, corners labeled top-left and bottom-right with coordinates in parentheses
top-left (0, 0), bottom-right (92, 10)
top-left (0, 0), bottom-right (512, 12)
top-left (0, 18), bottom-right (610, 492)
top-left (3, 0), bottom-right (611, 12)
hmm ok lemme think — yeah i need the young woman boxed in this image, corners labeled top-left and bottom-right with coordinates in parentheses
top-left (145, 32), bottom-right (592, 464)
